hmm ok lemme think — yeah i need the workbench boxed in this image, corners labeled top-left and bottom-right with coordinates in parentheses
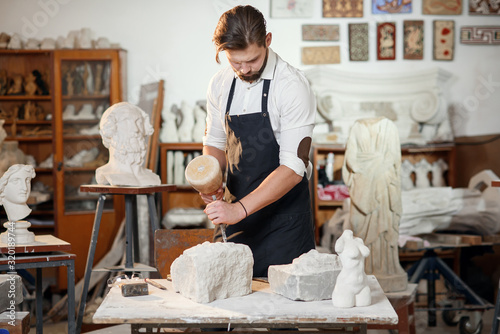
top-left (93, 275), bottom-right (398, 333)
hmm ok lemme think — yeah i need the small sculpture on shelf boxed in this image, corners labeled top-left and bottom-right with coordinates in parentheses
top-left (0, 69), bottom-right (8, 95)
top-left (24, 71), bottom-right (38, 96)
top-left (0, 164), bottom-right (36, 244)
top-left (33, 70), bottom-right (50, 95)
top-left (7, 74), bottom-right (24, 95)
top-left (96, 102), bottom-right (161, 186)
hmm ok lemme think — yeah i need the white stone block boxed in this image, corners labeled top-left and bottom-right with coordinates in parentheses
top-left (171, 241), bottom-right (253, 303)
top-left (268, 249), bottom-right (341, 301)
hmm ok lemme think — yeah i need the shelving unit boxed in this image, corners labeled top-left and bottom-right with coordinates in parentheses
top-left (159, 142), bottom-right (204, 217)
top-left (311, 143), bottom-right (456, 244)
top-left (0, 49), bottom-right (127, 285)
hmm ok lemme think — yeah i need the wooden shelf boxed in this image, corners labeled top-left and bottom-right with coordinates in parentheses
top-left (62, 94), bottom-right (110, 100)
top-left (161, 142), bottom-right (203, 151)
top-left (5, 136), bottom-right (52, 142)
top-left (317, 200), bottom-right (344, 207)
top-left (0, 95), bottom-right (51, 101)
top-left (3, 120), bottom-right (52, 125)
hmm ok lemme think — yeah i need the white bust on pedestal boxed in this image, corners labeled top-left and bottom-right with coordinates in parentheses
top-left (0, 164), bottom-right (36, 244)
top-left (96, 102), bottom-right (161, 186)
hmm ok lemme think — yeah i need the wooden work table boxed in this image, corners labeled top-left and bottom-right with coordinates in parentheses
top-left (93, 275), bottom-right (398, 333)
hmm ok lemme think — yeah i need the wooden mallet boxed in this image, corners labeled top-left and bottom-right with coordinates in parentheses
top-left (185, 155), bottom-right (227, 242)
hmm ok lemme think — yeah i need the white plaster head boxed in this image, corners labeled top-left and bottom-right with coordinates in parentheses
top-left (99, 102), bottom-right (153, 166)
top-left (0, 164), bottom-right (35, 222)
top-left (96, 102), bottom-right (160, 186)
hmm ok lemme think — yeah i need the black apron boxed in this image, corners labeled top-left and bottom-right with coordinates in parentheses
top-left (214, 77), bottom-right (315, 277)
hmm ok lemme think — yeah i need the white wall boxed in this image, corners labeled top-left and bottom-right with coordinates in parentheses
top-left (1, 0), bottom-right (499, 137)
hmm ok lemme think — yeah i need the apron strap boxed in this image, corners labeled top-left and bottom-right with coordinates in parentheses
top-left (226, 78), bottom-right (237, 115)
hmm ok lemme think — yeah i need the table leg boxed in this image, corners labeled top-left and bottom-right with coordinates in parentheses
top-left (147, 194), bottom-right (160, 233)
top-left (124, 194), bottom-right (135, 269)
top-left (76, 194), bottom-right (106, 334)
top-left (36, 267), bottom-right (43, 334)
top-left (67, 259), bottom-right (76, 334)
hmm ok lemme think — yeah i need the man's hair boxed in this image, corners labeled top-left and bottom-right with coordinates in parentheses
top-left (0, 164), bottom-right (35, 205)
top-left (213, 5), bottom-right (267, 64)
top-left (99, 102), bottom-right (153, 149)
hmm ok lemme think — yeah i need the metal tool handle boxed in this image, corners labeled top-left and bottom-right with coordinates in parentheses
top-left (212, 194), bottom-right (227, 243)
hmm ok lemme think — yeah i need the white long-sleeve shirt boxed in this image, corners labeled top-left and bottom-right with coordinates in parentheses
top-left (203, 48), bottom-right (316, 178)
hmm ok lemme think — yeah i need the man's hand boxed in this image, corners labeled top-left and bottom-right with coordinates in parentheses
top-left (199, 186), bottom-right (224, 204)
top-left (204, 200), bottom-right (246, 225)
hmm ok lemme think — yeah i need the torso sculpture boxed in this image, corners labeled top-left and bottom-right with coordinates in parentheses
top-left (95, 102), bottom-right (161, 186)
top-left (342, 117), bottom-right (407, 292)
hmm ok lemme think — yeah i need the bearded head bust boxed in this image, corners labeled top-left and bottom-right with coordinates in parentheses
top-left (95, 102), bottom-right (161, 186)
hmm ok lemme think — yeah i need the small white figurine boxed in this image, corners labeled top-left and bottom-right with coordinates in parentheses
top-left (0, 164), bottom-right (36, 244)
top-left (331, 230), bottom-right (371, 308)
top-left (177, 101), bottom-right (195, 142)
top-left (431, 158), bottom-right (448, 187)
top-left (96, 102), bottom-right (161, 186)
top-left (415, 158), bottom-right (432, 188)
top-left (401, 159), bottom-right (415, 191)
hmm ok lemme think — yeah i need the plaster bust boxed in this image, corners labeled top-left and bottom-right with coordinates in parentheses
top-left (96, 102), bottom-right (161, 186)
top-left (0, 164), bottom-right (35, 222)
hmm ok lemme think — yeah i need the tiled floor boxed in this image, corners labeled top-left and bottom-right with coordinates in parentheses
top-left (29, 307), bottom-right (496, 333)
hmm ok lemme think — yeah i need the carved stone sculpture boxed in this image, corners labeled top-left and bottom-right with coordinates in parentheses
top-left (268, 249), bottom-right (342, 301)
top-left (7, 33), bottom-right (22, 49)
top-left (0, 164), bottom-right (36, 244)
top-left (96, 102), bottom-right (161, 186)
top-left (331, 230), bottom-right (371, 308)
top-left (40, 38), bottom-right (56, 50)
top-left (401, 159), bottom-right (415, 191)
top-left (192, 104), bottom-right (206, 142)
top-left (160, 108), bottom-right (179, 143)
top-left (171, 241), bottom-right (253, 303)
top-left (7, 74), bottom-right (23, 95)
top-left (0, 141), bottom-right (27, 177)
top-left (342, 117), bottom-right (407, 292)
top-left (24, 72), bottom-right (38, 96)
top-left (415, 158), bottom-right (432, 188)
top-left (431, 158), bottom-right (448, 187)
top-left (177, 101), bottom-right (195, 142)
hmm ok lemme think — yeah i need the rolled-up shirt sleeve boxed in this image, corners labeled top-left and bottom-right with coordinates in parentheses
top-left (203, 73), bottom-right (227, 151)
top-left (277, 75), bottom-right (316, 178)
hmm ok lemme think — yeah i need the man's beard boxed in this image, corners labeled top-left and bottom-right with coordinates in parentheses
top-left (237, 49), bottom-right (268, 83)
top-left (112, 134), bottom-right (146, 165)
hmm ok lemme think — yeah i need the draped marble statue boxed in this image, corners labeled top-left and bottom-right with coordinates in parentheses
top-left (342, 117), bottom-right (407, 292)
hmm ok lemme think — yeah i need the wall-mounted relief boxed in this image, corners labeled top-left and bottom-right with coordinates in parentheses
top-left (377, 22), bottom-right (396, 60)
top-left (323, 0), bottom-right (363, 17)
top-left (460, 26), bottom-right (500, 44)
top-left (433, 20), bottom-right (454, 61)
top-left (302, 25), bottom-right (340, 41)
top-left (349, 23), bottom-right (369, 61)
top-left (270, 0), bottom-right (313, 18)
top-left (305, 67), bottom-right (454, 145)
top-left (372, 0), bottom-right (412, 14)
top-left (423, 0), bottom-right (462, 14)
top-left (469, 0), bottom-right (500, 15)
top-left (301, 46), bottom-right (340, 65)
top-left (404, 20), bottom-right (424, 60)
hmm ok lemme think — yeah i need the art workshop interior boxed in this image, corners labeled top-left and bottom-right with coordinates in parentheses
top-left (0, 1), bottom-right (499, 334)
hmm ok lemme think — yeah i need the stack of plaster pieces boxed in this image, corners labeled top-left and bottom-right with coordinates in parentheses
top-left (169, 229), bottom-right (372, 308)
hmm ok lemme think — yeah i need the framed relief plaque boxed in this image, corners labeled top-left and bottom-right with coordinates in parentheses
top-left (302, 25), bottom-right (340, 41)
top-left (271, 0), bottom-right (313, 18)
top-left (323, 0), bottom-right (363, 17)
top-left (423, 0), bottom-right (462, 15)
top-left (302, 46), bottom-right (341, 65)
top-left (373, 0), bottom-right (412, 14)
top-left (461, 26), bottom-right (500, 45)
top-left (377, 22), bottom-right (396, 60)
top-left (404, 20), bottom-right (424, 59)
top-left (349, 23), bottom-right (369, 61)
top-left (469, 0), bottom-right (500, 15)
top-left (433, 20), bottom-right (454, 60)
